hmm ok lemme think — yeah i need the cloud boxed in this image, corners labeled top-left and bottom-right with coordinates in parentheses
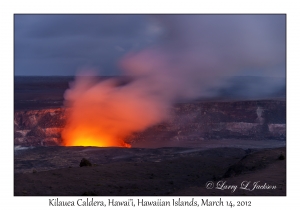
top-left (14, 14), bottom-right (161, 75)
top-left (120, 15), bottom-right (286, 100)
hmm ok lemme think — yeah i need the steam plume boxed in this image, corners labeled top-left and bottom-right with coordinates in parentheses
top-left (62, 15), bottom-right (285, 147)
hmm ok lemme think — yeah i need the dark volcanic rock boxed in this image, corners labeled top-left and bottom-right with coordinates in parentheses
top-left (80, 158), bottom-right (92, 167)
top-left (278, 153), bottom-right (285, 160)
top-left (14, 108), bottom-right (66, 146)
top-left (27, 126), bottom-right (46, 138)
top-left (222, 147), bottom-right (286, 178)
top-left (81, 191), bottom-right (98, 196)
top-left (129, 100), bottom-right (286, 144)
top-left (14, 100), bottom-right (286, 147)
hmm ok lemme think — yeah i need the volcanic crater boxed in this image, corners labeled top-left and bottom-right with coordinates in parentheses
top-left (14, 76), bottom-right (286, 196)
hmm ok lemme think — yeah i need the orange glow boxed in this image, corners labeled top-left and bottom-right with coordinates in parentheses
top-left (62, 111), bottom-right (132, 148)
top-left (61, 74), bottom-right (169, 148)
top-left (62, 125), bottom-right (131, 148)
top-left (64, 136), bottom-right (131, 148)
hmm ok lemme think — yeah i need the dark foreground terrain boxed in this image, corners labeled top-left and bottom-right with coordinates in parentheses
top-left (14, 146), bottom-right (286, 196)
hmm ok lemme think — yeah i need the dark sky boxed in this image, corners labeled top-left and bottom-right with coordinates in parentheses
top-left (14, 14), bottom-right (164, 76)
top-left (14, 14), bottom-right (286, 77)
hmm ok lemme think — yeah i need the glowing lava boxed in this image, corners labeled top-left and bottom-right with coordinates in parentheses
top-left (62, 123), bottom-right (131, 148)
top-left (62, 131), bottom-right (131, 148)
top-left (63, 136), bottom-right (131, 148)
top-left (61, 71), bottom-right (168, 148)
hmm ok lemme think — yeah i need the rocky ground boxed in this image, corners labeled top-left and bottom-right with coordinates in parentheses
top-left (14, 146), bottom-right (286, 196)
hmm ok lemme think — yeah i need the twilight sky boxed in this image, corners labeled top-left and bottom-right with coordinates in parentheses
top-left (14, 14), bottom-right (164, 75)
top-left (14, 14), bottom-right (286, 77)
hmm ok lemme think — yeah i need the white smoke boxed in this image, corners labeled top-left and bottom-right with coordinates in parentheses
top-left (62, 15), bottom-right (286, 147)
